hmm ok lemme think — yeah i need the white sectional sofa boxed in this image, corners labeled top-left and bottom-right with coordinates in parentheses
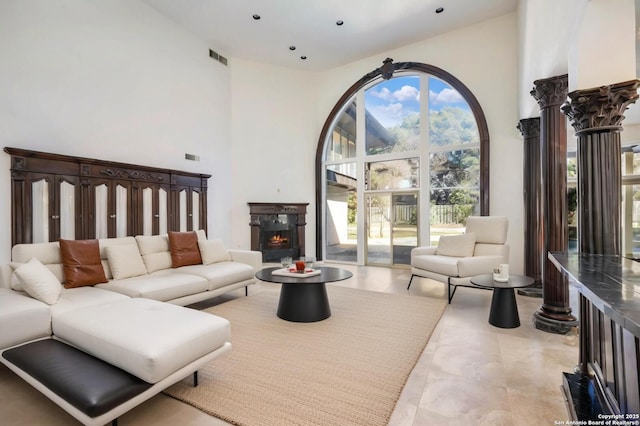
top-left (0, 231), bottom-right (262, 425)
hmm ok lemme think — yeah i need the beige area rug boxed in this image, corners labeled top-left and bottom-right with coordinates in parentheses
top-left (164, 286), bottom-right (447, 426)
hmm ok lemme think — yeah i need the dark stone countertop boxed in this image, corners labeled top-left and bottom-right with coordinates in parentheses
top-left (549, 252), bottom-right (640, 337)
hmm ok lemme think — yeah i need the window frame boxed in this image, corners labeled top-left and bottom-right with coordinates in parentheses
top-left (315, 62), bottom-right (490, 259)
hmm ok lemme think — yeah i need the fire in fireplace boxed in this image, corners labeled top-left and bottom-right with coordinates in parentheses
top-left (267, 234), bottom-right (289, 248)
top-left (249, 203), bottom-right (308, 262)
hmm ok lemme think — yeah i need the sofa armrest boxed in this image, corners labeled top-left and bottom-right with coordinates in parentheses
top-left (228, 249), bottom-right (262, 271)
top-left (411, 246), bottom-right (437, 257)
top-left (457, 255), bottom-right (503, 278)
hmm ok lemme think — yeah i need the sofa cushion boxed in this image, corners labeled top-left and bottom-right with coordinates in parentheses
top-left (98, 237), bottom-right (139, 279)
top-left (11, 241), bottom-right (65, 286)
top-left (51, 287), bottom-right (130, 317)
top-left (12, 241), bottom-right (62, 265)
top-left (178, 262), bottom-right (255, 291)
top-left (135, 235), bottom-right (172, 273)
top-left (0, 289), bottom-right (52, 349)
top-left (13, 258), bottom-right (62, 305)
top-left (95, 270), bottom-right (208, 302)
top-left (106, 244), bottom-right (147, 280)
top-left (436, 233), bottom-right (476, 257)
top-left (168, 232), bottom-right (202, 268)
top-left (198, 239), bottom-right (231, 264)
top-left (412, 254), bottom-right (460, 277)
top-left (52, 298), bottom-right (231, 383)
top-left (59, 239), bottom-right (108, 288)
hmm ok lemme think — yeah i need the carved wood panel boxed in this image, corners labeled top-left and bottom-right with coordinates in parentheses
top-left (5, 147), bottom-right (210, 245)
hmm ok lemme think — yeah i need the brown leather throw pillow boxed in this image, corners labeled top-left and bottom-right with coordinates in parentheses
top-left (168, 231), bottom-right (202, 268)
top-left (59, 239), bottom-right (108, 288)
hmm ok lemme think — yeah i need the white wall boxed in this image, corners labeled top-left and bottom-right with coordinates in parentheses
top-left (569, 0), bottom-right (636, 91)
top-left (229, 13), bottom-right (524, 273)
top-left (0, 0), bottom-right (232, 261)
top-left (229, 60), bottom-right (321, 252)
top-left (517, 0), bottom-right (585, 118)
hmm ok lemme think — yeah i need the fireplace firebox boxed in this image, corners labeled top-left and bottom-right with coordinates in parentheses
top-left (249, 203), bottom-right (308, 262)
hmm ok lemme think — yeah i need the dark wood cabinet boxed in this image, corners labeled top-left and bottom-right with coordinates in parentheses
top-left (6, 147), bottom-right (210, 245)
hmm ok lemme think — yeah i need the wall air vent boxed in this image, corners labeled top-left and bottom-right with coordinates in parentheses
top-left (185, 153), bottom-right (200, 161)
top-left (209, 49), bottom-right (228, 66)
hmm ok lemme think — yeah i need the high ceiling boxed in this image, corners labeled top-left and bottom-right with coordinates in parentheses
top-left (142, 0), bottom-right (518, 71)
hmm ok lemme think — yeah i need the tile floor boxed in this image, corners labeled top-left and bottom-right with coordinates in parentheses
top-left (0, 263), bottom-right (579, 425)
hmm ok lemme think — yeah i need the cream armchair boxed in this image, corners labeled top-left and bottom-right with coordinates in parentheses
top-left (407, 216), bottom-right (509, 303)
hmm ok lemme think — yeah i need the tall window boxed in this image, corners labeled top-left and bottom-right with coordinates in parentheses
top-left (568, 146), bottom-right (640, 256)
top-left (316, 62), bottom-right (489, 265)
top-left (622, 147), bottom-right (640, 256)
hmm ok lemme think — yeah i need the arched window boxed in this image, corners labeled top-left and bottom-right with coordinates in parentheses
top-left (315, 60), bottom-right (489, 266)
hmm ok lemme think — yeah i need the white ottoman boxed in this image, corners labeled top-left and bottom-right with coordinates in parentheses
top-left (52, 298), bottom-right (230, 383)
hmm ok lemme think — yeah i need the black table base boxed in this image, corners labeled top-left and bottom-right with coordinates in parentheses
top-left (470, 274), bottom-right (534, 329)
top-left (255, 267), bottom-right (352, 323)
top-left (489, 288), bottom-right (520, 328)
top-left (277, 283), bottom-right (331, 322)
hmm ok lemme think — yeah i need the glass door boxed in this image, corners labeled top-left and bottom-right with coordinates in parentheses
top-left (392, 193), bottom-right (418, 265)
top-left (365, 192), bottom-right (418, 265)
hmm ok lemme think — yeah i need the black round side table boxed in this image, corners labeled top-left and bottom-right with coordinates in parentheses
top-left (470, 274), bottom-right (534, 328)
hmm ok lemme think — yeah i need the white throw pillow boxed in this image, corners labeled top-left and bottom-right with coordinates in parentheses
top-left (436, 232), bottom-right (476, 257)
top-left (10, 262), bottom-right (24, 291)
top-left (13, 257), bottom-right (62, 305)
top-left (198, 239), bottom-right (231, 264)
top-left (106, 244), bottom-right (148, 280)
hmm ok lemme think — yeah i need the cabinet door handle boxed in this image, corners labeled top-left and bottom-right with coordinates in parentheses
top-left (154, 214), bottom-right (160, 218)
top-left (51, 215), bottom-right (60, 220)
top-left (109, 214), bottom-right (117, 219)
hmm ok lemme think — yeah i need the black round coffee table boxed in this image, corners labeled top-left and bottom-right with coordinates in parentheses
top-left (255, 266), bottom-right (353, 322)
top-left (470, 274), bottom-right (534, 328)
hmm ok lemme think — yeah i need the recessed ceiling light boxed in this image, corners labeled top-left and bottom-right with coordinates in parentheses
top-left (336, 20), bottom-right (344, 26)
top-left (289, 46), bottom-right (296, 51)
top-left (435, 7), bottom-right (444, 14)
top-left (252, 14), bottom-right (261, 20)
top-left (300, 56), bottom-right (307, 60)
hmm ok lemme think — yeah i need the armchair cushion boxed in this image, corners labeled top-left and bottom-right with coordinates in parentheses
top-left (411, 246), bottom-right (437, 257)
top-left (436, 232), bottom-right (476, 257)
top-left (412, 255), bottom-right (460, 277)
top-left (465, 216), bottom-right (508, 244)
top-left (457, 255), bottom-right (504, 277)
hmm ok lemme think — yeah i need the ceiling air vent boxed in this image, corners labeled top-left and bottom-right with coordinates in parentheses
top-left (209, 49), bottom-right (228, 66)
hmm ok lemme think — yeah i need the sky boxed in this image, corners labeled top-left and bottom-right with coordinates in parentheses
top-left (365, 75), bottom-right (469, 128)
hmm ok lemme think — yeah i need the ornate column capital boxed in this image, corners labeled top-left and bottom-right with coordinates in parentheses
top-left (561, 79), bottom-right (640, 136)
top-left (517, 117), bottom-right (540, 139)
top-left (531, 74), bottom-right (568, 109)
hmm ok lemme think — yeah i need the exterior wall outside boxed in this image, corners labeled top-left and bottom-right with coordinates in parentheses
top-left (326, 196), bottom-right (349, 246)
